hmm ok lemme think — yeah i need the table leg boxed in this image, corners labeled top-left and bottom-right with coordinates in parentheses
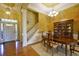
top-left (61, 44), bottom-right (63, 48)
top-left (52, 46), bottom-right (54, 56)
top-left (70, 45), bottom-right (72, 56)
top-left (72, 44), bottom-right (75, 53)
top-left (65, 44), bottom-right (67, 56)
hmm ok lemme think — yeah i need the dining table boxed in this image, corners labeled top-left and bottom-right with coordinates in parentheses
top-left (53, 38), bottom-right (78, 56)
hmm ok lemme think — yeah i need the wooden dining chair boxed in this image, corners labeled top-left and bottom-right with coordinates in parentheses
top-left (46, 31), bottom-right (59, 55)
top-left (69, 32), bottom-right (79, 55)
top-left (41, 32), bottom-right (48, 47)
top-left (70, 40), bottom-right (79, 55)
top-left (41, 31), bottom-right (59, 55)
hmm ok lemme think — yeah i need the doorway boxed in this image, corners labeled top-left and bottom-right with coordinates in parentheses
top-left (0, 19), bottom-right (18, 43)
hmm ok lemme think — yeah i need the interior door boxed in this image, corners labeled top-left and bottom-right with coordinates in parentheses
top-left (3, 23), bottom-right (17, 42)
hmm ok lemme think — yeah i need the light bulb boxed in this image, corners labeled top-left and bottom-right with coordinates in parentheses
top-left (54, 12), bottom-right (59, 16)
top-left (51, 15), bottom-right (54, 17)
top-left (5, 11), bottom-right (11, 15)
top-left (52, 10), bottom-right (57, 14)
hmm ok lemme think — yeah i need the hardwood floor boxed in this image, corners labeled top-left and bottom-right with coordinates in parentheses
top-left (0, 41), bottom-right (39, 56)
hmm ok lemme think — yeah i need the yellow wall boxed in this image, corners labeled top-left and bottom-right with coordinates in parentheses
top-left (0, 9), bottom-right (18, 19)
top-left (17, 12), bottom-right (22, 41)
top-left (39, 13), bottom-right (52, 32)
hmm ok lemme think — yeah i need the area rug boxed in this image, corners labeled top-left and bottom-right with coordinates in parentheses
top-left (31, 43), bottom-right (79, 56)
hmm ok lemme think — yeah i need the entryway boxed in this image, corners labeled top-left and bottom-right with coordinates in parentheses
top-left (0, 19), bottom-right (18, 43)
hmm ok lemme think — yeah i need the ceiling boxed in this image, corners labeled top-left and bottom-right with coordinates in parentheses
top-left (42, 3), bottom-right (59, 8)
top-left (27, 3), bottom-right (77, 15)
top-left (3, 3), bottom-right (59, 8)
top-left (1, 3), bottom-right (78, 16)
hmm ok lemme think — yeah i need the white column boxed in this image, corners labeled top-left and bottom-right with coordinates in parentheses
top-left (21, 9), bottom-right (27, 47)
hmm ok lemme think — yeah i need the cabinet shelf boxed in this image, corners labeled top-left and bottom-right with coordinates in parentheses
top-left (54, 19), bottom-right (73, 39)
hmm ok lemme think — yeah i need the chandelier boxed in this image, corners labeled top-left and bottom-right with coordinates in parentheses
top-left (48, 9), bottom-right (59, 17)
